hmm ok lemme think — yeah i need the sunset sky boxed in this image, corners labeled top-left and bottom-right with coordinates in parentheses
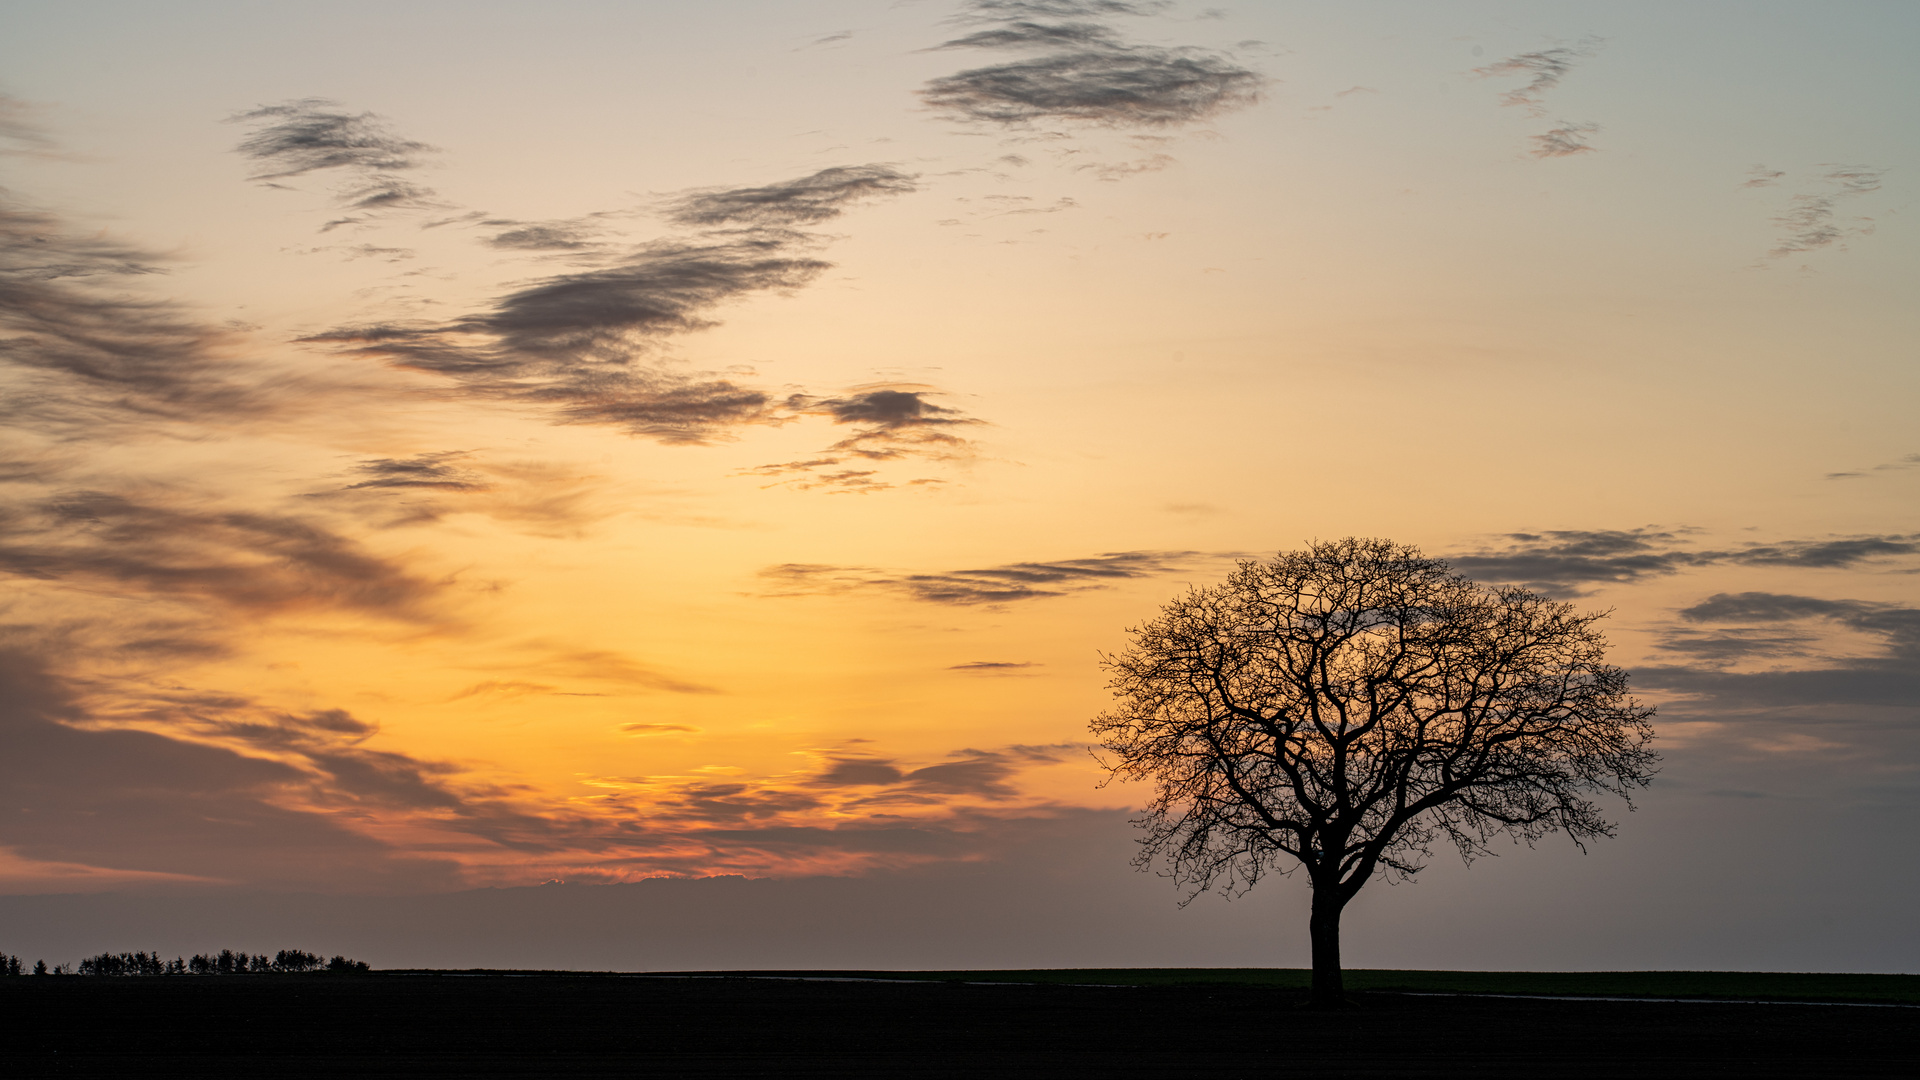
top-left (2, 0), bottom-right (1916, 972)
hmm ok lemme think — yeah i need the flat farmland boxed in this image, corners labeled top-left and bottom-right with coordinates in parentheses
top-left (4, 972), bottom-right (1915, 1078)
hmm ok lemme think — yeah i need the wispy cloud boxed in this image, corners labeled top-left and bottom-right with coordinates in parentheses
top-left (1449, 528), bottom-right (1920, 595)
top-left (0, 490), bottom-right (445, 621)
top-left (663, 165), bottom-right (917, 228)
top-left (1827, 452), bottom-right (1920, 480)
top-left (791, 386), bottom-right (982, 460)
top-left (759, 550), bottom-right (1198, 605)
top-left (1531, 120), bottom-right (1599, 157)
top-left (1636, 592), bottom-right (1920, 713)
top-left (0, 94), bottom-right (62, 158)
top-left (300, 236), bottom-right (817, 442)
top-left (1473, 38), bottom-right (1603, 157)
top-left (922, 1), bottom-right (1260, 130)
top-left (342, 452), bottom-right (487, 492)
top-left (480, 218), bottom-right (613, 252)
top-left (960, 1), bottom-right (1170, 18)
top-left (0, 648), bottom-right (465, 891)
top-left (302, 165), bottom-right (930, 446)
top-left (1473, 38), bottom-right (1600, 113)
top-left (228, 99), bottom-right (443, 230)
top-left (1765, 165), bottom-right (1886, 260)
top-left (0, 198), bottom-right (272, 434)
top-left (949, 660), bottom-right (1042, 675)
top-left (923, 45), bottom-right (1262, 128)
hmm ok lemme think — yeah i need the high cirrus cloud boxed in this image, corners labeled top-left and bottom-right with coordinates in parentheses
top-left (0, 198), bottom-right (269, 435)
top-left (228, 99), bottom-right (443, 230)
top-left (1764, 165), bottom-right (1886, 260)
top-left (759, 550), bottom-right (1199, 605)
top-left (300, 235), bottom-right (821, 442)
top-left (664, 165), bottom-right (917, 228)
top-left (0, 490), bottom-right (446, 622)
top-left (302, 166), bottom-right (925, 445)
top-left (922, 1), bottom-right (1261, 129)
top-left (1635, 591), bottom-right (1920, 714)
top-left (1448, 528), bottom-right (1920, 595)
top-left (1473, 38), bottom-right (1603, 157)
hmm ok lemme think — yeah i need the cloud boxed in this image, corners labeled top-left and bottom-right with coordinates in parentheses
top-left (481, 219), bottom-right (611, 252)
top-left (1473, 39), bottom-right (1600, 114)
top-left (228, 99), bottom-right (442, 229)
top-left (0, 197), bottom-right (268, 434)
top-left (758, 550), bottom-right (1197, 605)
top-left (1531, 121), bottom-right (1599, 157)
top-left (1448, 529), bottom-right (1920, 595)
top-left (1076, 153), bottom-right (1175, 180)
top-left (1447, 528), bottom-right (1711, 592)
top-left (1472, 39), bottom-right (1603, 158)
top-left (959, 1), bottom-right (1170, 18)
top-left (735, 387), bottom-right (983, 493)
top-left (924, 1), bottom-right (1258, 132)
top-left (805, 745), bottom-right (1075, 800)
top-left (790, 386), bottom-right (982, 460)
top-left (1730, 536), bottom-right (1920, 568)
top-left (1766, 165), bottom-right (1886, 259)
top-left (797, 30), bottom-right (854, 50)
top-left (0, 94), bottom-right (61, 158)
top-left (663, 165), bottom-right (917, 228)
top-left (1678, 593), bottom-right (1920, 649)
top-left (1650, 627), bottom-right (1817, 665)
top-left (933, 20), bottom-right (1129, 52)
top-left (303, 165), bottom-right (923, 444)
top-left (299, 237), bottom-right (815, 442)
top-left (1635, 592), bottom-right (1920, 713)
top-left (1827, 453), bottom-right (1920, 481)
top-left (923, 44), bottom-right (1263, 128)
top-left (948, 660), bottom-right (1041, 673)
top-left (2, 634), bottom-right (1080, 884)
top-left (502, 645), bottom-right (720, 695)
top-left (0, 648), bottom-right (463, 891)
top-left (0, 490), bottom-right (445, 621)
top-left (1744, 165), bottom-right (1785, 188)
top-left (343, 452), bottom-right (487, 492)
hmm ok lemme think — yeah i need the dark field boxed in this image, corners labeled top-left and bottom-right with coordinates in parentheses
top-left (5, 973), bottom-right (1916, 1078)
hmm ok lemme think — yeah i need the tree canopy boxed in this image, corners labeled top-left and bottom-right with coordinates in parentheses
top-left (1091, 538), bottom-right (1658, 1007)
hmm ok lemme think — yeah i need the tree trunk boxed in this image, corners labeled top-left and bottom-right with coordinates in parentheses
top-left (1308, 887), bottom-right (1347, 1009)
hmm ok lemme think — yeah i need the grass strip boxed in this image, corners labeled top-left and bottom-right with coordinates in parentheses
top-left (652, 968), bottom-right (1919, 1005)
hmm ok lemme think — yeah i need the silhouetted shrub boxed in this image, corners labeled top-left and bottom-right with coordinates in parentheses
top-left (274, 949), bottom-right (323, 972)
top-left (45, 947), bottom-right (365, 976)
top-left (77, 951), bottom-right (168, 976)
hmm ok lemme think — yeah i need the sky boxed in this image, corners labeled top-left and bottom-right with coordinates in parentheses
top-left (1, 0), bottom-right (1916, 972)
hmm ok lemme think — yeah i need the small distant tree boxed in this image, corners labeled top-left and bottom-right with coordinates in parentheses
top-left (326, 955), bottom-right (370, 974)
top-left (1092, 539), bottom-right (1658, 1008)
top-left (274, 949), bottom-right (322, 973)
top-left (34, 960), bottom-right (48, 976)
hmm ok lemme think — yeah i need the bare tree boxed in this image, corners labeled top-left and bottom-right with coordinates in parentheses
top-left (1091, 538), bottom-right (1657, 1008)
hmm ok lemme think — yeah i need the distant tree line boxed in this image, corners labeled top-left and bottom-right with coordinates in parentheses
top-left (1, 948), bottom-right (369, 976)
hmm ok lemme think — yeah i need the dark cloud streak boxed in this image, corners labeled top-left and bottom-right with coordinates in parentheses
top-left (664, 165), bottom-right (917, 229)
top-left (0, 200), bottom-right (265, 433)
top-left (760, 550), bottom-right (1197, 605)
top-left (228, 99), bottom-right (443, 229)
top-left (923, 2), bottom-right (1259, 129)
top-left (1450, 529), bottom-right (1920, 595)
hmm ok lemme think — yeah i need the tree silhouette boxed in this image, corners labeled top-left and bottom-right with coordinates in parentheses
top-left (1091, 538), bottom-right (1658, 1008)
